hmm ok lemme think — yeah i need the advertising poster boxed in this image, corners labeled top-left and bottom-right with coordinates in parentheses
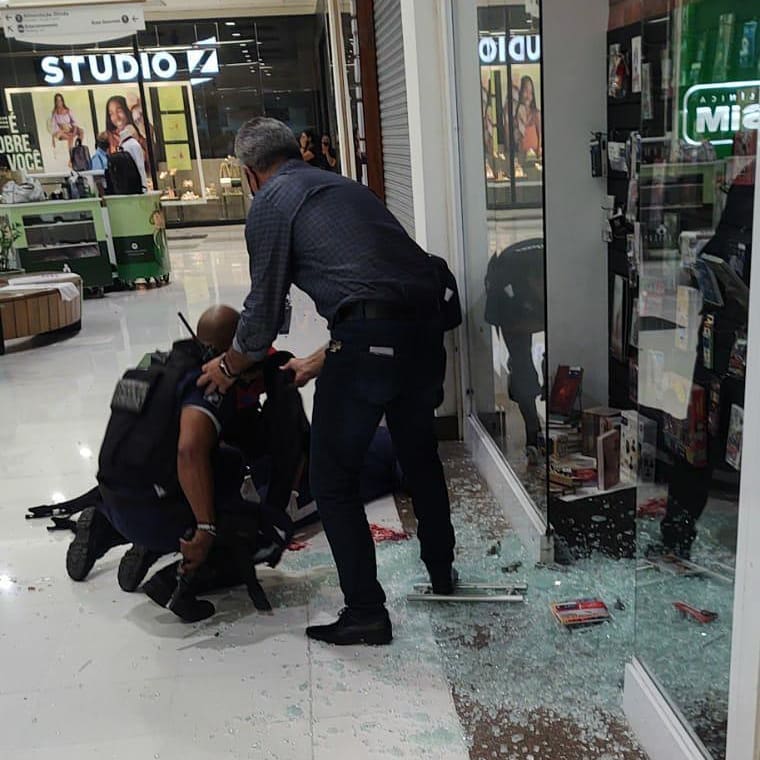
top-left (165, 143), bottom-right (192, 172)
top-left (161, 113), bottom-right (188, 142)
top-left (158, 86), bottom-right (184, 113)
top-left (30, 88), bottom-right (95, 173)
top-left (91, 85), bottom-right (147, 152)
top-left (509, 63), bottom-right (542, 160)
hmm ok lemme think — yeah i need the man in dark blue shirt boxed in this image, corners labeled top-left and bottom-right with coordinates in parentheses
top-left (199, 117), bottom-right (457, 645)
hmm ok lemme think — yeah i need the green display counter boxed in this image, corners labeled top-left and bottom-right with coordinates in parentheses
top-left (1, 198), bottom-right (112, 294)
top-left (104, 192), bottom-right (171, 287)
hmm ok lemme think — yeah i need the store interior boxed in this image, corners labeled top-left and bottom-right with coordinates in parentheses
top-left (460, 1), bottom-right (756, 757)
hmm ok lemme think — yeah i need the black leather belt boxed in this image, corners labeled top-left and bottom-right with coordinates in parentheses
top-left (334, 300), bottom-right (421, 325)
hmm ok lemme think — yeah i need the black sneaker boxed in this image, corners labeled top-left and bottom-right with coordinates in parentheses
top-left (428, 565), bottom-right (459, 595)
top-left (306, 607), bottom-right (392, 646)
top-left (66, 507), bottom-right (126, 582)
top-left (117, 546), bottom-right (162, 592)
top-left (143, 564), bottom-right (215, 623)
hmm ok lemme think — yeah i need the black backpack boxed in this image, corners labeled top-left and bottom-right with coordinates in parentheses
top-left (97, 339), bottom-right (206, 495)
top-left (105, 145), bottom-right (143, 195)
top-left (70, 139), bottom-right (91, 173)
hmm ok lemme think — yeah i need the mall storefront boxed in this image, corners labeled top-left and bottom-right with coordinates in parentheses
top-left (394, 0), bottom-right (760, 757)
top-left (0, 7), bottom-right (360, 228)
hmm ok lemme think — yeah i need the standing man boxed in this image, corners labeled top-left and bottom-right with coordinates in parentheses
top-left (198, 117), bottom-right (456, 645)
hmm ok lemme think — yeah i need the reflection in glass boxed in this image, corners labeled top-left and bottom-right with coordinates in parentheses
top-left (633, 3), bottom-right (757, 757)
top-left (472, 3), bottom-right (547, 515)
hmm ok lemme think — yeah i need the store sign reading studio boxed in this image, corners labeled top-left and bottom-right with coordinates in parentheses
top-left (39, 47), bottom-right (220, 86)
top-left (683, 80), bottom-right (760, 146)
top-left (478, 34), bottom-right (541, 65)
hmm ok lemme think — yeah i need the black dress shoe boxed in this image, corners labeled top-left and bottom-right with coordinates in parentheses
top-left (66, 507), bottom-right (127, 582)
top-left (428, 565), bottom-right (459, 595)
top-left (117, 545), bottom-right (162, 592)
top-left (306, 608), bottom-right (393, 646)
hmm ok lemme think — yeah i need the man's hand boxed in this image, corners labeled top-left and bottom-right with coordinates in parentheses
top-left (179, 530), bottom-right (214, 574)
top-left (197, 355), bottom-right (236, 395)
top-left (281, 348), bottom-right (326, 387)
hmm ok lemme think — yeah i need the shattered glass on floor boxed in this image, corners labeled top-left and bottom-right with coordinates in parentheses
top-left (635, 498), bottom-right (737, 760)
top-left (396, 443), bottom-right (645, 759)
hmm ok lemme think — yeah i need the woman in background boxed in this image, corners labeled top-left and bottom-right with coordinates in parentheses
top-left (50, 93), bottom-right (84, 153)
top-left (513, 75), bottom-right (542, 158)
top-left (318, 134), bottom-right (338, 171)
top-left (299, 130), bottom-right (319, 166)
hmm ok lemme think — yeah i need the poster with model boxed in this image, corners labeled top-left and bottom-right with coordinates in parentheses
top-left (479, 60), bottom-right (542, 208)
top-left (92, 86), bottom-right (150, 155)
top-left (29, 89), bottom-right (95, 173)
top-left (510, 64), bottom-right (542, 161)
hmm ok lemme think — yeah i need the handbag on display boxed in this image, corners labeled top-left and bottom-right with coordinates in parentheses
top-left (1, 178), bottom-right (45, 205)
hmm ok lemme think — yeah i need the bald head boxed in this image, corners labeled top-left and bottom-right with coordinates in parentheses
top-left (196, 305), bottom-right (240, 353)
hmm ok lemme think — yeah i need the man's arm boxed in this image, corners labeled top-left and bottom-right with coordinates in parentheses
top-left (234, 196), bottom-right (292, 359)
top-left (176, 406), bottom-right (218, 572)
top-left (198, 196), bottom-right (292, 393)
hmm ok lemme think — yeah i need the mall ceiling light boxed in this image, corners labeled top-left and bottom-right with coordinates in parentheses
top-left (225, 21), bottom-right (236, 26)
top-left (232, 32), bottom-right (241, 37)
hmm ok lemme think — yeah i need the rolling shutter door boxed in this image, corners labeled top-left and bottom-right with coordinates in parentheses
top-left (373, 0), bottom-right (415, 237)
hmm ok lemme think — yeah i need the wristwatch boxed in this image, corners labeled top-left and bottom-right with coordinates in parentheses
top-left (196, 523), bottom-right (217, 537)
top-left (219, 353), bottom-right (240, 380)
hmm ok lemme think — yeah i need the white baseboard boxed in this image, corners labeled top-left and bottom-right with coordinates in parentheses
top-left (464, 414), bottom-right (550, 563)
top-left (624, 659), bottom-right (710, 760)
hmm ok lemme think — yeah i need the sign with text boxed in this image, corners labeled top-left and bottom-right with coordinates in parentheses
top-left (478, 34), bottom-right (541, 65)
top-left (2, 3), bottom-right (144, 46)
top-left (0, 113), bottom-right (44, 173)
top-left (39, 46), bottom-right (220, 86)
top-left (683, 80), bottom-right (760, 146)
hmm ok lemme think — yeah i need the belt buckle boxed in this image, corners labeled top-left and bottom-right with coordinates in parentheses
top-left (328, 339), bottom-right (343, 353)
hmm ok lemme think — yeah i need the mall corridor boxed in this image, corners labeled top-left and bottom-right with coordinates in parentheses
top-left (0, 229), bottom-right (644, 759)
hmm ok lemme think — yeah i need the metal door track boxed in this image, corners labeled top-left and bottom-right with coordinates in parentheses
top-left (407, 581), bottom-right (527, 603)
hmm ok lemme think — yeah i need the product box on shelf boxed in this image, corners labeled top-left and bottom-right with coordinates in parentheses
top-left (581, 407), bottom-right (621, 457)
top-left (620, 410), bottom-right (657, 484)
top-left (725, 404), bottom-right (744, 471)
top-left (663, 383), bottom-right (707, 467)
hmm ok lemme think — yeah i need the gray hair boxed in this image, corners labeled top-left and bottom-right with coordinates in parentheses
top-left (234, 117), bottom-right (301, 173)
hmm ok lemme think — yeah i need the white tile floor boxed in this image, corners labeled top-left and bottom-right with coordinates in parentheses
top-left (0, 227), bottom-right (469, 760)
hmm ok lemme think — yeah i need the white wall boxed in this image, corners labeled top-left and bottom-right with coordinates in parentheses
top-left (542, 0), bottom-right (609, 406)
top-left (400, 0), bottom-right (461, 422)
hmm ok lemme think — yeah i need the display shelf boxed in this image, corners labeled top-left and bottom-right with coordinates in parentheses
top-left (23, 218), bottom-right (95, 229)
top-left (27, 242), bottom-right (98, 252)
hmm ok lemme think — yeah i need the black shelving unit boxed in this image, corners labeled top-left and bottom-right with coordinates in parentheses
top-left (606, 17), bottom-right (671, 410)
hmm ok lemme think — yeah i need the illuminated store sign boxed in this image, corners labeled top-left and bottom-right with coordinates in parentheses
top-left (39, 46), bottom-right (219, 85)
top-left (478, 34), bottom-right (541, 65)
top-left (683, 80), bottom-right (760, 146)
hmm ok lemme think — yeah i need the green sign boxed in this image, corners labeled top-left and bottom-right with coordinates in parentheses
top-left (683, 80), bottom-right (760, 146)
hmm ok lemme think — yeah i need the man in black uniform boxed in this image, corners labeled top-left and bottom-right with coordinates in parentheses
top-left (484, 238), bottom-right (546, 456)
top-left (199, 117), bottom-right (457, 645)
top-left (66, 305), bottom-right (295, 620)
